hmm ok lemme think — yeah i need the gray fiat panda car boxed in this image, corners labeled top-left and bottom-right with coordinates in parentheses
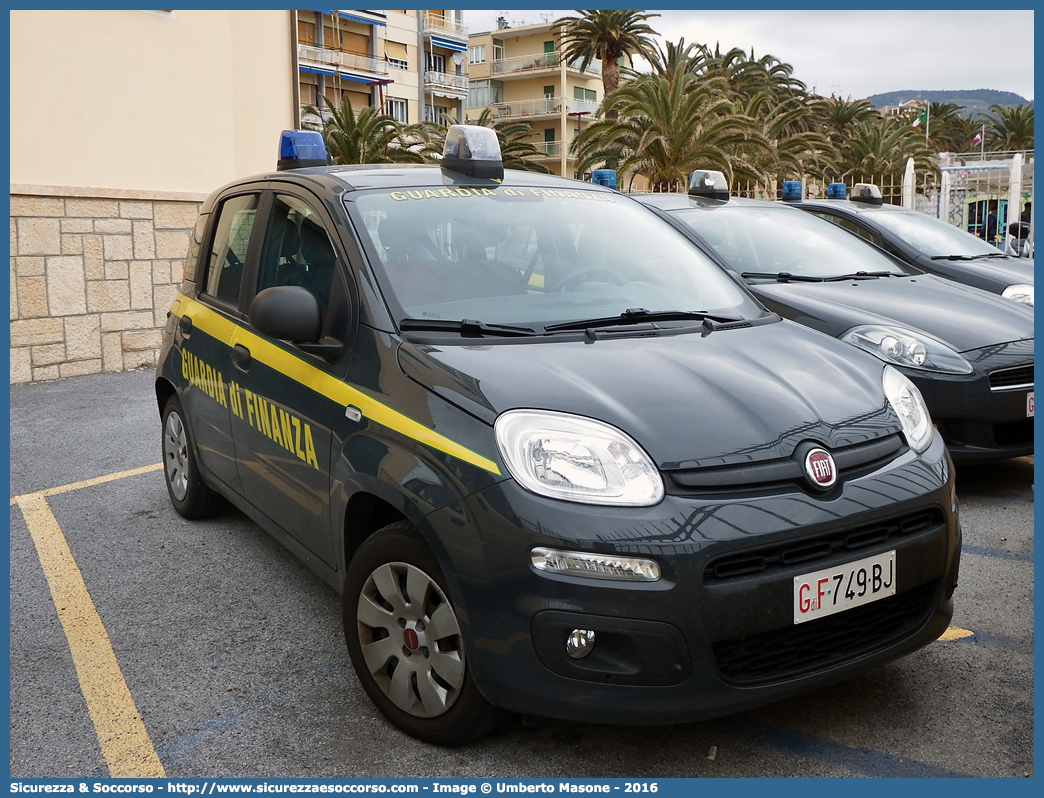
top-left (157, 127), bottom-right (960, 744)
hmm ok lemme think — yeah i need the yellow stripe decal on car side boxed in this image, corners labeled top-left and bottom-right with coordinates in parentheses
top-left (175, 295), bottom-right (503, 476)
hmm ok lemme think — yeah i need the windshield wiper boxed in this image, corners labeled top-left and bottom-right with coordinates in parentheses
top-left (398, 318), bottom-right (538, 337)
top-left (740, 271), bottom-right (826, 282)
top-left (544, 308), bottom-right (742, 333)
top-left (823, 271), bottom-right (903, 281)
top-left (930, 253), bottom-right (1007, 261)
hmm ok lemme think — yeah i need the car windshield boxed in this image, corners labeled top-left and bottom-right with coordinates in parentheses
top-left (867, 207), bottom-right (1002, 257)
top-left (349, 185), bottom-right (755, 327)
top-left (669, 203), bottom-right (909, 279)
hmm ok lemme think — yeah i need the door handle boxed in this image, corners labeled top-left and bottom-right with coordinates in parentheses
top-left (179, 315), bottom-right (193, 336)
top-left (232, 344), bottom-right (251, 370)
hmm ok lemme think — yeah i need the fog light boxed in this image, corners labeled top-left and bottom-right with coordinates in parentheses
top-left (566, 629), bottom-right (595, 659)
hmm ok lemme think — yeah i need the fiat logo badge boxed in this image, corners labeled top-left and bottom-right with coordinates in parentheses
top-left (804, 448), bottom-right (837, 489)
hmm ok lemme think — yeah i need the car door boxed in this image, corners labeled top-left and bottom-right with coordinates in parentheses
top-left (227, 188), bottom-right (355, 567)
top-left (176, 189), bottom-right (265, 494)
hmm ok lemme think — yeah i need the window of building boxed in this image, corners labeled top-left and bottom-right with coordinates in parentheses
top-left (492, 41), bottom-right (504, 61)
top-left (387, 98), bottom-right (408, 124)
top-left (468, 80), bottom-right (503, 109)
top-left (543, 41), bottom-right (554, 53)
top-left (543, 85), bottom-right (555, 99)
top-left (425, 105), bottom-right (449, 126)
top-left (298, 20), bottom-right (315, 45)
top-left (385, 40), bottom-right (408, 69)
top-left (573, 86), bottom-right (597, 103)
top-left (469, 44), bottom-right (486, 64)
top-left (425, 52), bottom-right (446, 73)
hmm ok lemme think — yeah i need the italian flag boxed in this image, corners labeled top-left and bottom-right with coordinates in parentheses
top-left (912, 107), bottom-right (928, 127)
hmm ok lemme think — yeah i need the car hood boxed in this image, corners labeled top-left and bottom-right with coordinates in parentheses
top-left (397, 322), bottom-right (897, 470)
top-left (750, 274), bottom-right (1034, 353)
top-left (913, 253), bottom-right (1034, 286)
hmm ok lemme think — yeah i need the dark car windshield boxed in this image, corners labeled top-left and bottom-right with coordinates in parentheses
top-left (669, 203), bottom-right (910, 279)
top-left (866, 207), bottom-right (1003, 258)
top-left (350, 185), bottom-right (756, 327)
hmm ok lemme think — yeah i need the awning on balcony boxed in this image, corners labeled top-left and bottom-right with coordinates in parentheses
top-left (299, 65), bottom-right (393, 86)
top-left (429, 36), bottom-right (467, 52)
top-left (430, 89), bottom-right (466, 99)
top-left (300, 65), bottom-right (336, 78)
top-left (319, 10), bottom-right (387, 27)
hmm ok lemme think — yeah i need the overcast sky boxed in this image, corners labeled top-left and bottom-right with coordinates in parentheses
top-left (464, 9), bottom-right (1034, 103)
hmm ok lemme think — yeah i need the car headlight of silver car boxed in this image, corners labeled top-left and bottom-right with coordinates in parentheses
top-left (883, 366), bottom-right (934, 453)
top-left (841, 324), bottom-right (973, 374)
top-left (495, 409), bottom-right (664, 506)
top-left (1001, 283), bottom-right (1034, 307)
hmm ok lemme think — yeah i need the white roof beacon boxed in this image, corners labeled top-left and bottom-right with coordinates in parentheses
top-left (850, 183), bottom-right (884, 206)
top-left (688, 170), bottom-right (730, 201)
top-left (442, 125), bottom-right (504, 180)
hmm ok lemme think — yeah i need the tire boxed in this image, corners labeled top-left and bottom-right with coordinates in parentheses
top-left (161, 394), bottom-right (227, 519)
top-left (343, 522), bottom-right (506, 745)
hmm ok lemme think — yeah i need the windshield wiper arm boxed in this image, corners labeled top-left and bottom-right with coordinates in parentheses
top-left (740, 271), bottom-right (825, 282)
top-left (823, 271), bottom-right (902, 281)
top-left (398, 318), bottom-right (538, 337)
top-left (544, 308), bottom-right (741, 333)
top-left (931, 252), bottom-right (1009, 261)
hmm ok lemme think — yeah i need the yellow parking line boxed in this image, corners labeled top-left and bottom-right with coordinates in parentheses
top-left (939, 626), bottom-right (975, 641)
top-left (13, 468), bottom-right (166, 778)
top-left (9, 462), bottom-right (164, 505)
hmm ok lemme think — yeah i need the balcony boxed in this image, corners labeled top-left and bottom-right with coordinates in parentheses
top-left (422, 13), bottom-right (467, 39)
top-left (298, 43), bottom-right (388, 78)
top-left (424, 71), bottom-right (469, 98)
top-left (531, 141), bottom-right (581, 160)
top-left (491, 51), bottom-right (600, 79)
top-left (486, 98), bottom-right (600, 120)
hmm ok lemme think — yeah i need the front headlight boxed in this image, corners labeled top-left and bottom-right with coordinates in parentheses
top-left (883, 366), bottom-right (934, 453)
top-left (1002, 284), bottom-right (1034, 307)
top-left (841, 324), bottom-right (973, 374)
top-left (494, 409), bottom-right (664, 506)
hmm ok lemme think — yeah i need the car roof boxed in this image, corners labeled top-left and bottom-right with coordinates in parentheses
top-left (634, 193), bottom-right (802, 212)
top-left (224, 164), bottom-right (617, 195)
top-left (788, 198), bottom-right (906, 215)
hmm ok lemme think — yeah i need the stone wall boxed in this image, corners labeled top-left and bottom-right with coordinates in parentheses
top-left (10, 187), bottom-right (206, 384)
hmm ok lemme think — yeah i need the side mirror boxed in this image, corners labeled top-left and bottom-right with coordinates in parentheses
top-left (251, 285), bottom-right (322, 342)
top-left (250, 286), bottom-right (343, 361)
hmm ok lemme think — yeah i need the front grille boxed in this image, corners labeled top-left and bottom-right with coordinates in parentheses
top-left (704, 508), bottom-right (943, 581)
top-left (712, 579), bottom-right (939, 685)
top-left (989, 364), bottom-right (1033, 391)
top-left (994, 419), bottom-right (1034, 446)
top-left (668, 433), bottom-right (905, 496)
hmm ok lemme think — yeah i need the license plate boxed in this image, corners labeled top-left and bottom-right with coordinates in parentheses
top-left (793, 550), bottom-right (896, 624)
top-left (1027, 392), bottom-right (1034, 418)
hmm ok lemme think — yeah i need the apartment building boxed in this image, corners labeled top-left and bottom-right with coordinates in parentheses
top-left (295, 10), bottom-right (467, 128)
top-left (466, 20), bottom-right (603, 177)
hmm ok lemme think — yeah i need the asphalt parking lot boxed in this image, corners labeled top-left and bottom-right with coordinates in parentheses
top-left (9, 368), bottom-right (1034, 778)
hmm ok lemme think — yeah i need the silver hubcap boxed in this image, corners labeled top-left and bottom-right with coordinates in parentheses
top-left (163, 410), bottom-right (190, 502)
top-left (357, 562), bottom-right (465, 718)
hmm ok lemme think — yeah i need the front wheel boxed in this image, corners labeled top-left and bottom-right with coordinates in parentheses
top-left (343, 522), bottom-right (505, 745)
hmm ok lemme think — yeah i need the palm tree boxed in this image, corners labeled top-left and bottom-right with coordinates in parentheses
top-left (981, 104), bottom-right (1034, 151)
top-left (813, 96), bottom-right (879, 145)
top-left (313, 98), bottom-right (429, 165)
top-left (833, 118), bottom-right (937, 186)
top-left (574, 70), bottom-right (772, 191)
top-left (553, 10), bottom-right (660, 109)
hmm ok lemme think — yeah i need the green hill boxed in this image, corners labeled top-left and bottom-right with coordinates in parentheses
top-left (865, 89), bottom-right (1031, 118)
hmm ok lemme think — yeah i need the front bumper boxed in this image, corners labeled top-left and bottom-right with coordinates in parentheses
top-left (422, 434), bottom-right (960, 725)
top-left (911, 338), bottom-right (1033, 463)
